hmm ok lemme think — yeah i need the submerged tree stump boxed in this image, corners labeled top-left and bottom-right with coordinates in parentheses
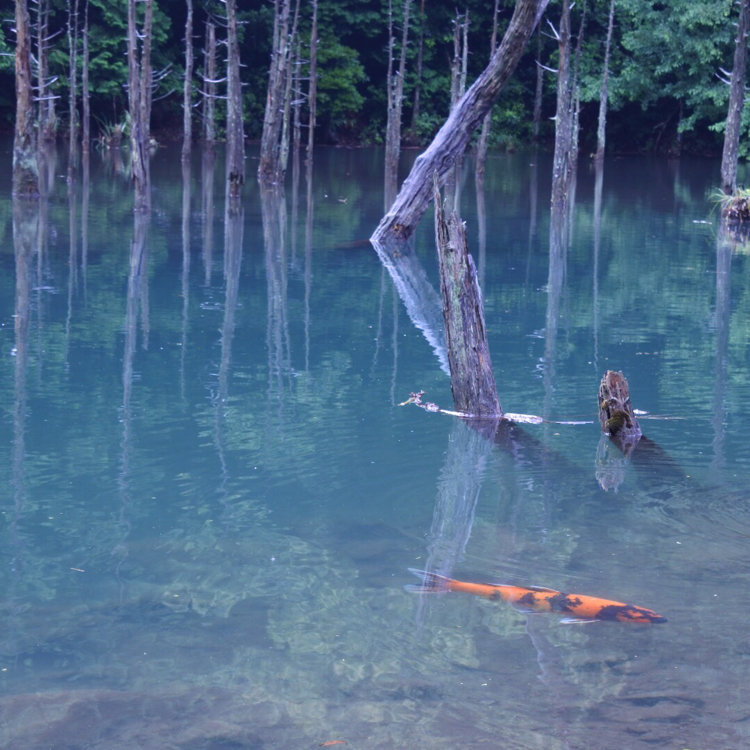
top-left (598, 370), bottom-right (642, 455)
top-left (434, 177), bottom-right (502, 418)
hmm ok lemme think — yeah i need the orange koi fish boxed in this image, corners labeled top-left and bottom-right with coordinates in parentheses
top-left (406, 568), bottom-right (666, 624)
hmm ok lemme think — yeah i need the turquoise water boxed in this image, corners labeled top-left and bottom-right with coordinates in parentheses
top-left (1, 143), bottom-right (749, 748)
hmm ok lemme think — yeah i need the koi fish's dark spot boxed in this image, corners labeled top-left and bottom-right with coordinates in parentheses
top-left (597, 603), bottom-right (667, 623)
top-left (548, 593), bottom-right (583, 613)
top-left (517, 592), bottom-right (539, 607)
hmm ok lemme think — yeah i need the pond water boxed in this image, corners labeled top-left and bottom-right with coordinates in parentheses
top-left (1, 141), bottom-right (749, 749)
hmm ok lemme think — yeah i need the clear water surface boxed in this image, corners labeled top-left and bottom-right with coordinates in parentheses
top-left (1, 142), bottom-right (749, 749)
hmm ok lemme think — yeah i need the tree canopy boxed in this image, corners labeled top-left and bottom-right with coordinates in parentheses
top-left (0, 0), bottom-right (745, 156)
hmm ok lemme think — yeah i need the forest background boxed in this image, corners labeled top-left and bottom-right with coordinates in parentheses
top-left (0, 0), bottom-right (745, 158)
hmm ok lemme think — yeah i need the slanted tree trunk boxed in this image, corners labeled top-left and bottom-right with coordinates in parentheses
top-left (371, 0), bottom-right (548, 244)
top-left (384, 0), bottom-right (412, 206)
top-left (182, 0), bottom-right (194, 161)
top-left (225, 0), bottom-right (245, 203)
top-left (434, 177), bottom-right (502, 418)
top-left (306, 0), bottom-right (319, 166)
top-left (721, 0), bottom-right (750, 195)
top-left (203, 21), bottom-right (217, 148)
top-left (259, 0), bottom-right (291, 185)
top-left (13, 0), bottom-right (38, 197)
top-left (595, 0), bottom-right (615, 163)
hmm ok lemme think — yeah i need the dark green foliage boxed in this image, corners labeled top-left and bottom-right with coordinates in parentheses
top-left (0, 0), bottom-right (744, 155)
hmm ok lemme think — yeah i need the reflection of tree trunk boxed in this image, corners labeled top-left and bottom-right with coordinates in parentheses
top-left (218, 202), bottom-right (243, 406)
top-left (712, 226), bottom-right (733, 475)
top-left (423, 419), bottom-right (494, 576)
top-left (372, 0), bottom-right (547, 243)
top-left (65, 176), bottom-right (78, 360)
top-left (304, 156), bottom-right (314, 371)
top-left (81, 151), bottom-right (90, 298)
top-left (592, 159), bottom-right (603, 373)
top-left (261, 186), bottom-right (292, 400)
top-left (13, 0), bottom-right (39, 196)
top-left (475, 169), bottom-right (487, 287)
top-left (721, 0), bottom-right (750, 194)
top-left (180, 157), bottom-right (192, 399)
top-left (201, 147), bottom-right (216, 285)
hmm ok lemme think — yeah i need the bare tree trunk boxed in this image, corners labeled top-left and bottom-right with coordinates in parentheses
top-left (259, 0), bottom-right (291, 185)
top-left (384, 0), bottom-right (412, 207)
top-left (407, 0), bottom-right (426, 142)
top-left (550, 0), bottom-right (574, 210)
top-left (595, 0), bottom-right (615, 163)
top-left (435, 177), bottom-right (502, 418)
top-left (37, 0), bottom-right (56, 143)
top-left (203, 21), bottom-right (217, 148)
top-left (81, 0), bottom-right (90, 154)
top-left (371, 0), bottom-right (548, 244)
top-left (127, 0), bottom-right (153, 210)
top-left (279, 0), bottom-right (301, 178)
top-left (67, 0), bottom-right (80, 177)
top-left (721, 0), bottom-right (750, 194)
top-left (532, 28), bottom-right (543, 141)
top-left (476, 0), bottom-right (500, 178)
top-left (306, 0), bottom-right (319, 165)
top-left (182, 0), bottom-right (194, 161)
top-left (226, 0), bottom-right (245, 203)
top-left (13, 0), bottom-right (38, 197)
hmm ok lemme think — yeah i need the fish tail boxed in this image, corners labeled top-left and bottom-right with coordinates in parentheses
top-left (404, 568), bottom-right (453, 594)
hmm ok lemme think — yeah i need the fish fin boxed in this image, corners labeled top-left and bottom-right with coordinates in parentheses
top-left (512, 606), bottom-right (544, 614)
top-left (406, 568), bottom-right (451, 594)
top-left (560, 617), bottom-right (600, 625)
top-left (525, 584), bottom-right (559, 593)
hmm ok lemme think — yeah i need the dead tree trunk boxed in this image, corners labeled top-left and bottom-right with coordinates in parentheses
top-left (721, 0), bottom-right (750, 195)
top-left (406, 0), bottom-right (426, 142)
top-left (36, 0), bottom-right (57, 143)
top-left (434, 177), bottom-right (502, 418)
top-left (372, 0), bottom-right (548, 244)
top-left (13, 0), bottom-right (38, 197)
top-left (225, 0), bottom-right (245, 203)
top-left (306, 0), bottom-right (319, 166)
top-left (127, 0), bottom-right (153, 211)
top-left (598, 370), bottom-right (642, 455)
top-left (202, 20), bottom-right (217, 148)
top-left (182, 0), bottom-right (194, 161)
top-left (67, 0), bottom-right (80, 176)
top-left (259, 0), bottom-right (291, 185)
top-left (81, 0), bottom-right (90, 154)
top-left (595, 0), bottom-right (615, 163)
top-left (476, 0), bottom-right (501, 178)
top-left (550, 0), bottom-right (574, 210)
top-left (532, 28), bottom-right (543, 141)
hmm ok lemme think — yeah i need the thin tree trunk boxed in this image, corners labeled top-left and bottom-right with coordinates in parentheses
top-left (595, 0), bottom-right (615, 163)
top-left (13, 0), bottom-right (38, 197)
top-left (407, 0), bottom-right (426, 141)
top-left (182, 0), bottom-right (194, 161)
top-left (67, 0), bottom-right (80, 177)
top-left (37, 0), bottom-right (56, 142)
top-left (203, 21), bottom-right (217, 148)
top-left (532, 28), bottom-right (543, 141)
top-left (306, 0), bottom-right (318, 166)
top-left (81, 0), bottom-right (90, 154)
top-left (372, 0), bottom-right (548, 244)
top-left (279, 0), bottom-right (301, 178)
top-left (226, 0), bottom-right (245, 202)
top-left (721, 0), bottom-right (750, 194)
top-left (476, 0), bottom-right (500, 177)
top-left (550, 0), bottom-right (573, 210)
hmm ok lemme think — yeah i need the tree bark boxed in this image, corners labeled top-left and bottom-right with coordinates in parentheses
top-left (721, 0), bottom-right (750, 195)
top-left (259, 0), bottom-right (291, 185)
top-left (226, 0), bottom-right (245, 203)
top-left (13, 0), bottom-right (38, 197)
top-left (372, 0), bottom-right (548, 244)
top-left (407, 0), bottom-right (425, 142)
top-left (67, 0), bottom-right (80, 176)
top-left (550, 0), bottom-right (574, 211)
top-left (476, 0), bottom-right (501, 178)
top-left (306, 0), bottom-right (319, 166)
top-left (595, 0), bottom-right (615, 163)
top-left (81, 0), bottom-right (90, 154)
top-left (203, 21), bottom-right (217, 148)
top-left (598, 370), bottom-right (642, 455)
top-left (434, 177), bottom-right (502, 418)
top-left (182, 0), bottom-right (194, 161)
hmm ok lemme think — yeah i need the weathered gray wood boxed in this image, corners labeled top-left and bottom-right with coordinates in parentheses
top-left (13, 0), bottom-right (39, 197)
top-left (598, 370), bottom-right (642, 455)
top-left (434, 178), bottom-right (502, 418)
top-left (371, 0), bottom-right (548, 243)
